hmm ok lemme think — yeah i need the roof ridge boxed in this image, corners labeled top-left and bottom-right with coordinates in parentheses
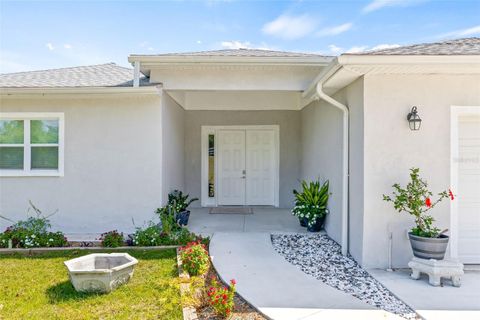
top-left (345, 37), bottom-right (480, 55)
top-left (0, 62), bottom-right (122, 76)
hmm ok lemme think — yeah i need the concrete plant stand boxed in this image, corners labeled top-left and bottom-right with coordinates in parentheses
top-left (408, 257), bottom-right (464, 287)
top-left (64, 253), bottom-right (138, 293)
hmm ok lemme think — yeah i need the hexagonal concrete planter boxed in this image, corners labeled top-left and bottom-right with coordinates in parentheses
top-left (64, 253), bottom-right (138, 293)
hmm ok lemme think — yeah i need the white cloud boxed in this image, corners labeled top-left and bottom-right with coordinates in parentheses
top-left (221, 40), bottom-right (252, 49)
top-left (316, 22), bottom-right (353, 37)
top-left (370, 43), bottom-right (401, 50)
top-left (346, 46), bottom-right (369, 53)
top-left (46, 43), bottom-right (55, 51)
top-left (363, 0), bottom-right (426, 14)
top-left (328, 44), bottom-right (343, 54)
top-left (63, 44), bottom-right (72, 49)
top-left (220, 40), bottom-right (273, 50)
top-left (262, 14), bottom-right (317, 40)
top-left (437, 25), bottom-right (480, 38)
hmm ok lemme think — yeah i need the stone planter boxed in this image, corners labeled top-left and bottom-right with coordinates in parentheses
top-left (408, 233), bottom-right (449, 260)
top-left (64, 253), bottom-right (138, 293)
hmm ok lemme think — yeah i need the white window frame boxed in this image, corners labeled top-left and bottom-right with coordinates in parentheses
top-left (0, 112), bottom-right (64, 177)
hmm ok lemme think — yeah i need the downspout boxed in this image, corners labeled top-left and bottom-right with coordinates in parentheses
top-left (314, 80), bottom-right (350, 256)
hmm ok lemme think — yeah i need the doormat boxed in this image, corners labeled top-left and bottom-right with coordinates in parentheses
top-left (209, 207), bottom-right (254, 215)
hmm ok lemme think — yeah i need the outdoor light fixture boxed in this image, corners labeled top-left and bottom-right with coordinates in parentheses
top-left (407, 106), bottom-right (422, 131)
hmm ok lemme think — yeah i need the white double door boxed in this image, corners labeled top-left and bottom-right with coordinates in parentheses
top-left (217, 129), bottom-right (275, 206)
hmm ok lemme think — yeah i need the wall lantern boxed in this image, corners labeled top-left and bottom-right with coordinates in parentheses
top-left (407, 106), bottom-right (422, 131)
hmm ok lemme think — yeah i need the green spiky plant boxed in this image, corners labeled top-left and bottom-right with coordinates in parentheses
top-left (292, 180), bottom-right (330, 227)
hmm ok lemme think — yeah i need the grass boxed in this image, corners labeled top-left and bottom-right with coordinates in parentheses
top-left (0, 249), bottom-right (183, 320)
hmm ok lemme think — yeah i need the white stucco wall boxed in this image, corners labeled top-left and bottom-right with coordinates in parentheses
top-left (300, 78), bottom-right (365, 251)
top-left (184, 110), bottom-right (301, 208)
top-left (362, 74), bottom-right (480, 268)
top-left (301, 100), bottom-right (343, 244)
top-left (161, 92), bottom-right (185, 204)
top-left (0, 95), bottom-right (162, 234)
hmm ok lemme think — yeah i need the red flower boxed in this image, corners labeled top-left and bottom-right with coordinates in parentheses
top-left (449, 189), bottom-right (455, 201)
top-left (230, 279), bottom-right (236, 285)
top-left (425, 197), bottom-right (432, 207)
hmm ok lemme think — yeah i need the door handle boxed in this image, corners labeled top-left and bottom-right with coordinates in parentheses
top-left (242, 170), bottom-right (246, 179)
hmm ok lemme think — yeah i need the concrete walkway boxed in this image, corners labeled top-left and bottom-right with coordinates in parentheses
top-left (369, 268), bottom-right (480, 320)
top-left (210, 232), bottom-right (402, 320)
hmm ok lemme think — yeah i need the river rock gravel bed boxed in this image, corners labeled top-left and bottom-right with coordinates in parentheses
top-left (271, 234), bottom-right (418, 319)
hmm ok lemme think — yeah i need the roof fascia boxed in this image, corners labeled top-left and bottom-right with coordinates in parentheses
top-left (0, 86), bottom-right (160, 97)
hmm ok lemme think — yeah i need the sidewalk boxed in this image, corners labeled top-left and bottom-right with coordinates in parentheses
top-left (209, 232), bottom-right (402, 320)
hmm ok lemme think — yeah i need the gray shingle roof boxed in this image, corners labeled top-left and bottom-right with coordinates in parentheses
top-left (0, 63), bottom-right (152, 88)
top-left (136, 48), bottom-right (327, 58)
top-left (350, 37), bottom-right (480, 55)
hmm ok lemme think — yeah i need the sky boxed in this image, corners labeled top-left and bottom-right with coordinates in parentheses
top-left (1, 0), bottom-right (479, 73)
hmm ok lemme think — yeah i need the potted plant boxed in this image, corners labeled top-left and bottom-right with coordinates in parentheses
top-left (383, 168), bottom-right (455, 260)
top-left (292, 180), bottom-right (330, 232)
top-left (167, 190), bottom-right (198, 226)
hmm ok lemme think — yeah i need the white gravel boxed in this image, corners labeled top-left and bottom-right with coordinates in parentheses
top-left (271, 234), bottom-right (418, 319)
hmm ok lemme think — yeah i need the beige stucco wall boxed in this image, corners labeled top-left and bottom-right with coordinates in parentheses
top-left (0, 95), bottom-right (163, 234)
top-left (362, 74), bottom-right (480, 268)
top-left (161, 92), bottom-right (185, 203)
top-left (184, 110), bottom-right (301, 208)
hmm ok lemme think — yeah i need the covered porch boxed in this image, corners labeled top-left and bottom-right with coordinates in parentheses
top-left (187, 207), bottom-right (308, 236)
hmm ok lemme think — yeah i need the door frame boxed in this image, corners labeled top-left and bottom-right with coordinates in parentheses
top-left (450, 105), bottom-right (480, 260)
top-left (201, 125), bottom-right (280, 207)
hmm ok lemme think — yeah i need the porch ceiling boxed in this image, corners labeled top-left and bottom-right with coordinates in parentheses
top-left (166, 90), bottom-right (302, 110)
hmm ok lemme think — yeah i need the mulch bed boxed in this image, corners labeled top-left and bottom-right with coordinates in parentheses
top-left (194, 268), bottom-right (266, 320)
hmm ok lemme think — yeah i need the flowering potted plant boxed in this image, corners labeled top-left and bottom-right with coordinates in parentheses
top-left (167, 190), bottom-right (198, 226)
top-left (292, 180), bottom-right (330, 232)
top-left (383, 168), bottom-right (455, 260)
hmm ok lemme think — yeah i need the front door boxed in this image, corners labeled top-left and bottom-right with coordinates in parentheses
top-left (217, 130), bottom-right (246, 205)
top-left (217, 129), bottom-right (275, 206)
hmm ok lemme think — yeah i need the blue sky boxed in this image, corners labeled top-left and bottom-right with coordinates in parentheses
top-left (1, 0), bottom-right (479, 73)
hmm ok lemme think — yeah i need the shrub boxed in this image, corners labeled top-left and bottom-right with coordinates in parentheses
top-left (207, 278), bottom-right (236, 319)
top-left (0, 202), bottom-right (67, 248)
top-left (292, 180), bottom-right (330, 227)
top-left (180, 241), bottom-right (209, 276)
top-left (383, 167), bottom-right (454, 238)
top-left (99, 230), bottom-right (124, 248)
top-left (131, 224), bottom-right (166, 246)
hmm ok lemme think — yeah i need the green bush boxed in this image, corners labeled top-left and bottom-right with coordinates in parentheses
top-left (99, 230), bottom-right (124, 248)
top-left (130, 223), bottom-right (208, 247)
top-left (0, 202), bottom-right (67, 248)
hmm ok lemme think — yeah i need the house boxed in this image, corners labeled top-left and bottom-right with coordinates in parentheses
top-left (1, 38), bottom-right (479, 268)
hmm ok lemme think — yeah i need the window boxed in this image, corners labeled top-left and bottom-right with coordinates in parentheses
top-left (208, 134), bottom-right (215, 198)
top-left (0, 113), bottom-right (64, 176)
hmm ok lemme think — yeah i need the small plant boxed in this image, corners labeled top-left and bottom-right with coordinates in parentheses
top-left (99, 230), bottom-right (124, 248)
top-left (0, 201), bottom-right (67, 248)
top-left (131, 224), bottom-right (165, 246)
top-left (180, 241), bottom-right (210, 276)
top-left (167, 190), bottom-right (198, 212)
top-left (207, 278), bottom-right (236, 319)
top-left (292, 180), bottom-right (330, 227)
top-left (156, 205), bottom-right (180, 234)
top-left (383, 168), bottom-right (454, 238)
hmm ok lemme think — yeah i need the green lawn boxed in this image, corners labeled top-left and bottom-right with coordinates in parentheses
top-left (0, 249), bottom-right (183, 320)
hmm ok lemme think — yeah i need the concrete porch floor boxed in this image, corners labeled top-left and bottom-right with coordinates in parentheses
top-left (369, 268), bottom-right (480, 320)
top-left (187, 207), bottom-right (307, 236)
